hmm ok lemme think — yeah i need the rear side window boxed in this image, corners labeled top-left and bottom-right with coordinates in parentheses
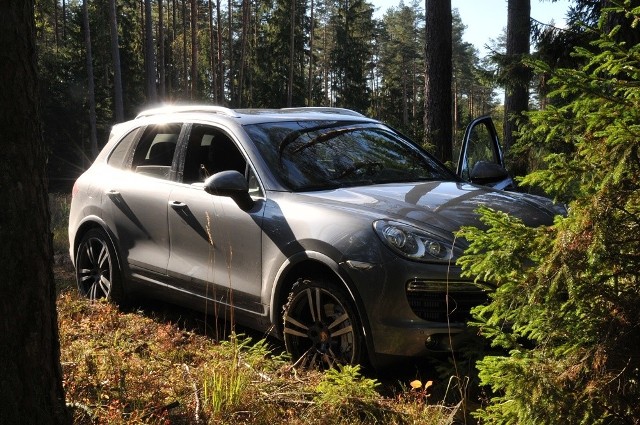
top-left (131, 123), bottom-right (182, 180)
top-left (107, 128), bottom-right (140, 169)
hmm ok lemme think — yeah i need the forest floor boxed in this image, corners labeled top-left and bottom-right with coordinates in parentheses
top-left (53, 258), bottom-right (472, 424)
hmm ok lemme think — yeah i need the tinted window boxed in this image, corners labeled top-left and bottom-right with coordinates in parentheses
top-left (107, 128), bottom-right (140, 169)
top-left (245, 121), bottom-right (454, 191)
top-left (182, 124), bottom-right (247, 183)
top-left (461, 122), bottom-right (499, 181)
top-left (132, 123), bottom-right (181, 179)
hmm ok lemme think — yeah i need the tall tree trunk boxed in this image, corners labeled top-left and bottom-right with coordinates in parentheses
top-left (190, 0), bottom-right (198, 99)
top-left (238, 0), bottom-right (249, 106)
top-left (53, 0), bottom-right (59, 49)
top-left (227, 0), bottom-right (234, 105)
top-left (61, 0), bottom-right (66, 41)
top-left (402, 56), bottom-right (408, 126)
top-left (503, 0), bottom-right (530, 168)
top-left (182, 0), bottom-right (188, 94)
top-left (108, 0), bottom-right (124, 121)
top-left (169, 0), bottom-right (177, 95)
top-left (423, 0), bottom-right (452, 164)
top-left (159, 0), bottom-right (166, 99)
top-left (0, 1), bottom-right (70, 423)
top-left (287, 0), bottom-right (295, 106)
top-left (83, 0), bottom-right (98, 158)
top-left (145, 0), bottom-right (158, 103)
top-left (208, 0), bottom-right (217, 102)
top-left (216, 0), bottom-right (224, 104)
top-left (308, 0), bottom-right (314, 106)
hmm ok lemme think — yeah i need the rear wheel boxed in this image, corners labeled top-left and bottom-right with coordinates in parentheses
top-left (283, 277), bottom-right (363, 369)
top-left (75, 228), bottom-right (124, 303)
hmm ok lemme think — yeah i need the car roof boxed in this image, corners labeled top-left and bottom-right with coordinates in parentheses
top-left (133, 105), bottom-right (377, 126)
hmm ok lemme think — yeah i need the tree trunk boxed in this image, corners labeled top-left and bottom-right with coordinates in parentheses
top-left (108, 0), bottom-right (124, 121)
top-left (503, 0), bottom-right (530, 163)
top-left (159, 0), bottom-right (166, 99)
top-left (53, 0), bottom-right (59, 49)
top-left (287, 0), bottom-right (295, 106)
top-left (208, 0), bottom-right (217, 102)
top-left (190, 0), bottom-right (198, 99)
top-left (308, 0), bottom-right (314, 106)
top-left (145, 0), bottom-right (158, 103)
top-left (0, 1), bottom-right (70, 423)
top-left (83, 0), bottom-right (98, 158)
top-left (423, 0), bottom-right (452, 164)
top-left (216, 0), bottom-right (224, 104)
top-left (227, 0), bottom-right (234, 105)
top-left (182, 0), bottom-right (188, 94)
top-left (238, 0), bottom-right (249, 106)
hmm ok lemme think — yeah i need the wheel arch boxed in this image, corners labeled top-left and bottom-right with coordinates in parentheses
top-left (269, 252), bottom-right (376, 364)
top-left (72, 217), bottom-right (123, 274)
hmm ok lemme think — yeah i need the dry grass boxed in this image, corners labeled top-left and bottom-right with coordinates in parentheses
top-left (52, 193), bottom-right (465, 424)
top-left (55, 263), bottom-right (462, 424)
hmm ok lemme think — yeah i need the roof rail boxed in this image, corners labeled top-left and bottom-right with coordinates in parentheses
top-left (279, 107), bottom-right (365, 117)
top-left (135, 105), bottom-right (239, 119)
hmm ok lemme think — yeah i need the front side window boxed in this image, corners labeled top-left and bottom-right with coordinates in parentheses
top-left (181, 124), bottom-right (262, 196)
top-left (460, 122), bottom-right (499, 181)
top-left (245, 121), bottom-right (455, 191)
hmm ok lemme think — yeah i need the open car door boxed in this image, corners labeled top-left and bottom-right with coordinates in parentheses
top-left (456, 116), bottom-right (515, 190)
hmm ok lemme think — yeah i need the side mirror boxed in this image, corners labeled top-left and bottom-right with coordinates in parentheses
top-left (204, 170), bottom-right (254, 211)
top-left (469, 160), bottom-right (509, 184)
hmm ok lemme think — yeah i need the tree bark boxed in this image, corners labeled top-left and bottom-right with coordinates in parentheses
top-left (190, 0), bottom-right (198, 99)
top-left (83, 0), bottom-right (99, 158)
top-left (145, 0), bottom-right (158, 103)
top-left (108, 0), bottom-right (124, 121)
top-left (503, 0), bottom-right (530, 162)
top-left (0, 1), bottom-right (70, 423)
top-left (208, 0), bottom-right (217, 102)
top-left (423, 0), bottom-right (452, 164)
top-left (159, 0), bottom-right (166, 99)
top-left (227, 0), bottom-right (234, 105)
top-left (216, 0), bottom-right (224, 104)
top-left (308, 0), bottom-right (314, 106)
top-left (287, 0), bottom-right (295, 106)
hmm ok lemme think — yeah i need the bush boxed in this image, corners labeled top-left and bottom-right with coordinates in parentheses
top-left (457, 4), bottom-right (640, 424)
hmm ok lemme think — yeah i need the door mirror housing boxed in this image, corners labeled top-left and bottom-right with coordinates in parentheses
top-left (204, 170), bottom-right (255, 211)
top-left (470, 161), bottom-right (509, 184)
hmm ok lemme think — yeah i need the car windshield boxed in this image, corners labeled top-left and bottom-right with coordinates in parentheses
top-left (244, 121), bottom-right (455, 191)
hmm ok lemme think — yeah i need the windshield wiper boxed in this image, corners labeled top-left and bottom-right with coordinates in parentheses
top-left (278, 122), bottom-right (349, 157)
top-left (290, 127), bottom-right (362, 154)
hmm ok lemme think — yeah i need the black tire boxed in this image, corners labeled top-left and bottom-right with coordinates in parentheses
top-left (283, 277), bottom-right (364, 369)
top-left (75, 228), bottom-right (125, 303)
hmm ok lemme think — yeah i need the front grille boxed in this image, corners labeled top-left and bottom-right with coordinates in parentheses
top-left (406, 280), bottom-right (487, 323)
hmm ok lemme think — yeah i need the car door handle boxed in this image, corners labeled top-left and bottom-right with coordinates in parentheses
top-left (169, 200), bottom-right (187, 210)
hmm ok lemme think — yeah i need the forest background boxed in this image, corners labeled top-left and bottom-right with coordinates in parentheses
top-left (37, 0), bottom-right (576, 192)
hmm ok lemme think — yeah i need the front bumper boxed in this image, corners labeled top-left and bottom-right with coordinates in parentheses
top-left (343, 255), bottom-right (486, 359)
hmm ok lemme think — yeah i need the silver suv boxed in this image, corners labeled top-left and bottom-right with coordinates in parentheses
top-left (69, 106), bottom-right (561, 369)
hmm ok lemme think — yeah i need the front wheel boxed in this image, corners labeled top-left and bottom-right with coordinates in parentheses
top-left (283, 278), bottom-right (364, 369)
top-left (75, 228), bottom-right (124, 303)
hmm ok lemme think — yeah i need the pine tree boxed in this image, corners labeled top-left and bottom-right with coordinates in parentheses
top-left (458, 4), bottom-right (640, 423)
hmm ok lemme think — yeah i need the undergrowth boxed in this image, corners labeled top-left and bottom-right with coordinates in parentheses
top-left (52, 193), bottom-right (469, 424)
top-left (55, 277), bottom-right (465, 424)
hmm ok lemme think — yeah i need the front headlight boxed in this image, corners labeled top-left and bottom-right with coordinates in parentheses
top-left (373, 220), bottom-right (455, 263)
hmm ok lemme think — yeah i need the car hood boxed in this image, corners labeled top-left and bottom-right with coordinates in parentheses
top-left (299, 181), bottom-right (560, 234)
